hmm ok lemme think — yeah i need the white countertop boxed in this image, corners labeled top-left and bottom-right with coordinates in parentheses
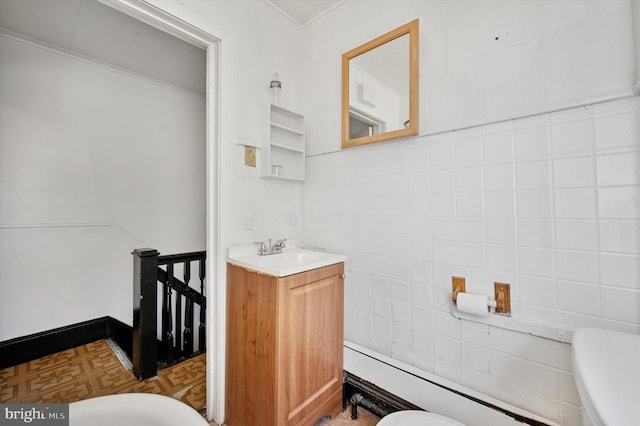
top-left (227, 241), bottom-right (346, 277)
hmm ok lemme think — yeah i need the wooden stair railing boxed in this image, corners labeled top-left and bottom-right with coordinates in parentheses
top-left (132, 248), bottom-right (206, 380)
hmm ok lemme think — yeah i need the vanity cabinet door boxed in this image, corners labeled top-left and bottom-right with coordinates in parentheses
top-left (225, 262), bottom-right (344, 426)
top-left (276, 263), bottom-right (344, 425)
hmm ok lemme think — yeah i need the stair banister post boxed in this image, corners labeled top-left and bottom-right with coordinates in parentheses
top-left (132, 248), bottom-right (159, 380)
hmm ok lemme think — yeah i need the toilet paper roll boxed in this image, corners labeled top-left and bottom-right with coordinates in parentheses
top-left (456, 292), bottom-right (490, 317)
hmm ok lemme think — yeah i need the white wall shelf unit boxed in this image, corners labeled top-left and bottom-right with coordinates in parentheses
top-left (263, 104), bottom-right (305, 181)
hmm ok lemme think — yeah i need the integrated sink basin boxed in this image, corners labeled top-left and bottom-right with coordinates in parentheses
top-left (227, 242), bottom-right (346, 277)
top-left (572, 328), bottom-right (640, 426)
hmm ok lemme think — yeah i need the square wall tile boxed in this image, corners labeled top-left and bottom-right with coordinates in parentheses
top-left (490, 351), bottom-right (523, 384)
top-left (432, 169), bottom-right (455, 193)
top-left (557, 281), bottom-right (599, 316)
top-left (599, 220), bottom-right (640, 254)
top-left (519, 247), bottom-right (554, 277)
top-left (551, 120), bottom-right (592, 156)
top-left (483, 132), bottom-right (514, 164)
top-left (600, 253), bottom-right (640, 290)
top-left (485, 191), bottom-right (516, 217)
top-left (556, 220), bottom-right (598, 251)
top-left (487, 245), bottom-right (517, 273)
top-left (518, 219), bottom-right (553, 248)
top-left (594, 111), bottom-right (640, 150)
top-left (555, 250), bottom-right (599, 284)
top-left (486, 218), bottom-right (516, 245)
top-left (521, 359), bottom-right (560, 398)
top-left (432, 217), bottom-right (456, 240)
top-left (457, 217), bottom-right (485, 243)
top-left (457, 192), bottom-right (483, 217)
top-left (432, 240), bottom-right (457, 264)
top-left (553, 157), bottom-right (594, 188)
top-left (597, 151), bottom-right (640, 186)
top-left (455, 136), bottom-right (483, 167)
top-left (409, 238), bottom-right (431, 262)
top-left (485, 164), bottom-right (515, 191)
top-left (515, 126), bottom-right (550, 162)
top-left (435, 334), bottom-right (461, 365)
top-left (462, 342), bottom-right (490, 373)
top-left (409, 262), bottom-right (431, 286)
top-left (390, 279), bottom-right (411, 302)
top-left (554, 188), bottom-right (596, 219)
top-left (373, 296), bottom-right (391, 318)
top-left (521, 334), bottom-right (569, 370)
top-left (461, 321), bottom-right (490, 347)
top-left (516, 161), bottom-right (550, 189)
top-left (461, 368), bottom-right (491, 395)
top-left (430, 140), bottom-right (455, 169)
top-left (409, 171), bottom-right (430, 194)
top-left (598, 187), bottom-right (640, 219)
top-left (458, 243), bottom-right (485, 269)
top-left (517, 189), bottom-right (552, 218)
top-left (456, 167), bottom-right (483, 192)
top-left (391, 300), bottom-right (412, 324)
top-left (431, 193), bottom-right (456, 217)
top-left (600, 287), bottom-right (640, 323)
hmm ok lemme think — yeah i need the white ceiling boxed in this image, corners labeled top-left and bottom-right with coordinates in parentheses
top-left (0, 0), bottom-right (345, 94)
top-left (0, 0), bottom-right (206, 95)
top-left (267, 0), bottom-right (344, 25)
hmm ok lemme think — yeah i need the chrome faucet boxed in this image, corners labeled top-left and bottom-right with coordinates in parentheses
top-left (256, 238), bottom-right (286, 256)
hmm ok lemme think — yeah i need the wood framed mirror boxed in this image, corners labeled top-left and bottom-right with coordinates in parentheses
top-left (342, 19), bottom-right (419, 149)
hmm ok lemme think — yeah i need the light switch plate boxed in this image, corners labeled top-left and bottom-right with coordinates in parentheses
top-left (245, 146), bottom-right (256, 167)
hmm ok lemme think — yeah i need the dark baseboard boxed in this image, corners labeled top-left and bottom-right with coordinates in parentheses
top-left (0, 317), bottom-right (132, 370)
top-left (343, 371), bottom-right (422, 419)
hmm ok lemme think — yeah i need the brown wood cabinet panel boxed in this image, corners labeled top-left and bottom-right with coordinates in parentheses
top-left (226, 262), bottom-right (344, 426)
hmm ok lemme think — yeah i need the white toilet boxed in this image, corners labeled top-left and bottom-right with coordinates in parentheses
top-left (572, 328), bottom-right (640, 426)
top-left (377, 410), bottom-right (466, 426)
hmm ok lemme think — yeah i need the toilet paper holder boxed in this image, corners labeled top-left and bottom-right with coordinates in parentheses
top-left (451, 277), bottom-right (511, 316)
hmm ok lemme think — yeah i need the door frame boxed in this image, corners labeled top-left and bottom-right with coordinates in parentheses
top-left (98, 0), bottom-right (223, 422)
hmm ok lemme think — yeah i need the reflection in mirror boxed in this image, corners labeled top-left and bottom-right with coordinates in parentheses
top-left (349, 34), bottom-right (408, 139)
top-left (342, 19), bottom-right (419, 148)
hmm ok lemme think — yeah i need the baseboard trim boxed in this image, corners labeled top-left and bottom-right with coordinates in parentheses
top-left (343, 371), bottom-right (423, 418)
top-left (344, 343), bottom-right (557, 426)
top-left (0, 317), bottom-right (132, 369)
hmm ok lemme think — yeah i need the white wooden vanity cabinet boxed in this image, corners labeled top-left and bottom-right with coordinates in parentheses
top-left (225, 262), bottom-right (344, 426)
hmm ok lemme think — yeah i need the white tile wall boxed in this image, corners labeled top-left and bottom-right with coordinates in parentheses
top-left (302, 96), bottom-right (640, 424)
top-left (298, 1), bottom-right (638, 423)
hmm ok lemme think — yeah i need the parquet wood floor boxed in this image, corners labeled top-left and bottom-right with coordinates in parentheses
top-left (0, 339), bottom-right (379, 425)
top-left (0, 339), bottom-right (206, 413)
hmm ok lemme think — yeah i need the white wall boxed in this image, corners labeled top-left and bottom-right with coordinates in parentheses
top-left (302, 1), bottom-right (639, 424)
top-left (0, 34), bottom-right (206, 340)
top-left (303, 0), bottom-right (635, 155)
top-left (133, 0), bottom-right (305, 422)
top-left (147, 0), bottom-right (306, 247)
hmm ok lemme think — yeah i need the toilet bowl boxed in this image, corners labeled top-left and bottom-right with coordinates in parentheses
top-left (378, 410), bottom-right (466, 426)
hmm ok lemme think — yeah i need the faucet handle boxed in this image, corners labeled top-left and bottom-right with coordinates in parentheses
top-left (274, 239), bottom-right (287, 249)
top-left (254, 241), bottom-right (267, 255)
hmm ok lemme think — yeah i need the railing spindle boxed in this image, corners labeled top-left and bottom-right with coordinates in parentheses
top-left (183, 262), bottom-right (193, 354)
top-left (133, 248), bottom-right (205, 375)
top-left (164, 263), bottom-right (174, 364)
top-left (184, 298), bottom-right (194, 354)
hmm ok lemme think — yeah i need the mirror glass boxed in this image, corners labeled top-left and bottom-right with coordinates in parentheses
top-left (342, 19), bottom-right (419, 148)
